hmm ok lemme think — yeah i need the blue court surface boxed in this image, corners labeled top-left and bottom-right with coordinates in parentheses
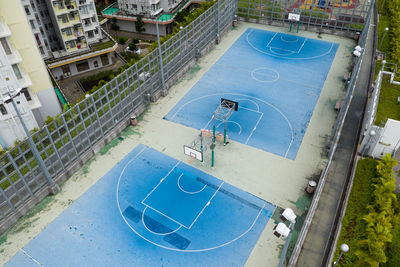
top-left (164, 28), bottom-right (338, 159)
top-left (6, 144), bottom-right (275, 266)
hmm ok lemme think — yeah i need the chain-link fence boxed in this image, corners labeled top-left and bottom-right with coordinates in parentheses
top-left (287, 0), bottom-right (374, 265)
top-left (237, 0), bottom-right (372, 35)
top-left (0, 0), bottom-right (236, 234)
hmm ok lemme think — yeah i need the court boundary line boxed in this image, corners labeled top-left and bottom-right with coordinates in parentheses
top-left (20, 249), bottom-right (44, 267)
top-left (142, 163), bottom-right (223, 229)
top-left (168, 93), bottom-right (294, 158)
top-left (116, 147), bottom-right (273, 252)
top-left (245, 112), bottom-right (264, 145)
top-left (267, 32), bottom-right (307, 53)
top-left (280, 35), bottom-right (299, 43)
top-left (177, 173), bottom-right (207, 194)
top-left (142, 161), bottom-right (181, 204)
top-left (247, 28), bottom-right (335, 60)
top-left (142, 206), bottom-right (182, 235)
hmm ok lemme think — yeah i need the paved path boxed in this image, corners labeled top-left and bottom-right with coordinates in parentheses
top-left (295, 14), bottom-right (376, 267)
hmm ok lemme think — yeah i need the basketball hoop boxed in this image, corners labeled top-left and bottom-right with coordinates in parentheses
top-left (288, 12), bottom-right (301, 33)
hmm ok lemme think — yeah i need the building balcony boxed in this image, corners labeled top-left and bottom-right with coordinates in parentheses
top-left (17, 72), bottom-right (33, 89)
top-left (57, 18), bottom-right (82, 29)
top-left (66, 40), bottom-right (87, 53)
top-left (82, 22), bottom-right (96, 31)
top-left (0, 22), bottom-right (11, 38)
top-left (53, 2), bottom-right (77, 14)
top-left (7, 49), bottom-right (22, 65)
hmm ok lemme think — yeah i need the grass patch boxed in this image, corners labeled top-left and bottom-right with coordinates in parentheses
top-left (0, 234), bottom-right (7, 246)
top-left (91, 40), bottom-right (115, 51)
top-left (375, 75), bottom-right (400, 125)
top-left (334, 158), bottom-right (378, 265)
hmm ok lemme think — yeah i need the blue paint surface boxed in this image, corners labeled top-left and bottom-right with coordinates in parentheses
top-left (6, 144), bottom-right (275, 266)
top-left (164, 28), bottom-right (338, 159)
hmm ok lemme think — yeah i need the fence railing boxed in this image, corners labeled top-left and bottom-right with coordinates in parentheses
top-left (237, 0), bottom-right (372, 35)
top-left (0, 0), bottom-right (236, 234)
top-left (286, 0), bottom-right (374, 265)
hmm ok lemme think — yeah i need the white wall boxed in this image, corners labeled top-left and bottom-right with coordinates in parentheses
top-left (369, 119), bottom-right (400, 158)
top-left (52, 53), bottom-right (112, 80)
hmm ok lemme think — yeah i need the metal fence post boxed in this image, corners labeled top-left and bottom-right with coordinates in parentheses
top-left (90, 94), bottom-right (105, 139)
top-left (61, 115), bottom-right (79, 158)
top-left (44, 125), bottom-right (65, 171)
top-left (6, 151), bottom-right (33, 197)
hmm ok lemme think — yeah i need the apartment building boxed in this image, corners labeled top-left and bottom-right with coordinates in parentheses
top-left (0, 2), bottom-right (62, 148)
top-left (103, 0), bottom-right (190, 36)
top-left (22, 0), bottom-right (117, 80)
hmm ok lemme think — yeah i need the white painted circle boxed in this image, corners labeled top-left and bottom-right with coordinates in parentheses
top-left (251, 67), bottom-right (279, 83)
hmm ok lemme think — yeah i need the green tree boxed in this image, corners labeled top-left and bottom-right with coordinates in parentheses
top-left (135, 16), bottom-right (145, 33)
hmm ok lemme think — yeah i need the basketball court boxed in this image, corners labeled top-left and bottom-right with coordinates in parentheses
top-left (2, 22), bottom-right (355, 267)
top-left (6, 145), bottom-right (275, 266)
top-left (164, 28), bottom-right (338, 159)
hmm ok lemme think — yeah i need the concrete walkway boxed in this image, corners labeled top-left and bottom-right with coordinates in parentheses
top-left (295, 13), bottom-right (376, 267)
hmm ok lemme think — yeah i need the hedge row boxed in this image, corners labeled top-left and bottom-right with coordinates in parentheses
top-left (334, 155), bottom-right (400, 266)
top-left (385, 0), bottom-right (400, 65)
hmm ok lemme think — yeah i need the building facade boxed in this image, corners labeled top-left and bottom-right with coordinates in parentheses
top-left (103, 0), bottom-right (194, 36)
top-left (0, 2), bottom-right (62, 148)
top-left (22, 0), bottom-right (117, 80)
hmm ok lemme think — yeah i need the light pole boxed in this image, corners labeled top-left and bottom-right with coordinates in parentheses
top-left (5, 90), bottom-right (58, 193)
top-left (333, 243), bottom-right (349, 267)
top-left (277, 221), bottom-right (295, 267)
top-left (379, 27), bottom-right (389, 50)
top-left (155, 10), bottom-right (166, 96)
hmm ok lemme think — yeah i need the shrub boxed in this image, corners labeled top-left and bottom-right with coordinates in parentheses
top-left (117, 36), bottom-right (127, 45)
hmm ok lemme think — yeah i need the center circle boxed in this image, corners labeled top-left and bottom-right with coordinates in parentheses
top-left (251, 68), bottom-right (279, 83)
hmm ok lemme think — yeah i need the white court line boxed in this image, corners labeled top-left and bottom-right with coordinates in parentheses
top-left (168, 93), bottom-right (294, 158)
top-left (269, 47), bottom-right (295, 56)
top-left (216, 120), bottom-right (242, 135)
top-left (240, 106), bottom-right (261, 113)
top-left (141, 161), bottom-right (180, 204)
top-left (245, 112), bottom-right (264, 145)
top-left (280, 35), bottom-right (299, 43)
top-left (297, 38), bottom-right (308, 54)
top-left (234, 98), bottom-right (260, 112)
top-left (247, 29), bottom-right (335, 60)
top-left (142, 204), bottom-right (188, 229)
top-left (187, 182), bottom-right (224, 229)
top-left (251, 67), bottom-right (280, 83)
top-left (177, 173), bottom-right (207, 194)
top-left (266, 32), bottom-right (278, 47)
top-left (142, 206), bottom-right (182, 235)
top-left (118, 171), bottom-right (269, 254)
top-left (21, 249), bottom-right (44, 267)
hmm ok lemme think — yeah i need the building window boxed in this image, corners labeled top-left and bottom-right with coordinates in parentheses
top-left (0, 104), bottom-right (7, 115)
top-left (76, 60), bottom-right (90, 72)
top-left (21, 88), bottom-right (32, 101)
top-left (0, 38), bottom-right (12, 55)
top-left (100, 54), bottom-right (109, 66)
top-left (30, 20), bottom-right (36, 29)
top-left (87, 30), bottom-right (94, 38)
top-left (39, 46), bottom-right (45, 55)
top-left (93, 60), bottom-right (98, 68)
top-left (12, 64), bottom-right (23, 80)
top-left (24, 6), bottom-right (31, 15)
top-left (64, 27), bottom-right (72, 36)
top-left (65, 40), bottom-right (76, 48)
